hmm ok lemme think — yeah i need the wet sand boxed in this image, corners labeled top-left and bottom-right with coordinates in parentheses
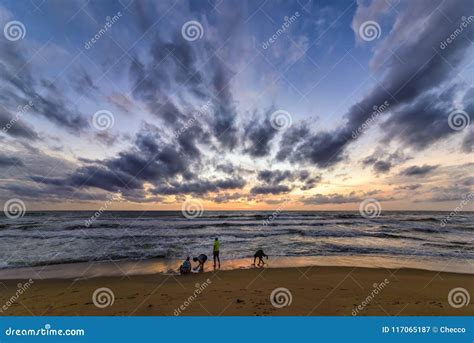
top-left (0, 266), bottom-right (472, 316)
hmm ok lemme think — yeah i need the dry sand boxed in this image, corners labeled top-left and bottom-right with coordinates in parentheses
top-left (0, 266), bottom-right (472, 316)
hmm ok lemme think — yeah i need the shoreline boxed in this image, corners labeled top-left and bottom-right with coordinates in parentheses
top-left (0, 266), bottom-right (471, 316)
top-left (0, 255), bottom-right (472, 280)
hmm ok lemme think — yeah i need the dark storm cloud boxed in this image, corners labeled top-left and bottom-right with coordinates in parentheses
top-left (400, 164), bottom-right (438, 177)
top-left (382, 89), bottom-right (459, 150)
top-left (215, 163), bottom-right (236, 175)
top-left (0, 108), bottom-right (40, 140)
top-left (300, 175), bottom-right (321, 190)
top-left (129, 32), bottom-right (207, 125)
top-left (250, 185), bottom-right (291, 195)
top-left (255, 168), bottom-right (320, 191)
top-left (290, 129), bottom-right (349, 167)
top-left (211, 60), bottom-right (239, 150)
top-left (153, 177), bottom-right (246, 196)
top-left (211, 192), bottom-right (243, 204)
top-left (0, 182), bottom-right (104, 202)
top-left (243, 115), bottom-right (278, 157)
top-left (26, 126), bottom-right (199, 198)
top-left (278, 0), bottom-right (473, 167)
top-left (0, 154), bottom-right (23, 167)
top-left (275, 123), bottom-right (310, 161)
top-left (105, 130), bottom-right (193, 183)
top-left (362, 149), bottom-right (410, 174)
top-left (33, 165), bottom-right (143, 192)
top-left (0, 40), bottom-right (88, 131)
top-left (257, 169), bottom-right (294, 185)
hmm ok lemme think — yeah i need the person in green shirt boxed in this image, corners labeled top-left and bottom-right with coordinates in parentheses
top-left (213, 237), bottom-right (221, 269)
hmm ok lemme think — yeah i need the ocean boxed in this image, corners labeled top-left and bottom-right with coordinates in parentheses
top-left (0, 211), bottom-right (472, 276)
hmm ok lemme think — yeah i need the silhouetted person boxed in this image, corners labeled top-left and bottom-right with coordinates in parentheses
top-left (193, 254), bottom-right (207, 272)
top-left (179, 256), bottom-right (192, 274)
top-left (213, 237), bottom-right (221, 269)
top-left (253, 249), bottom-right (268, 266)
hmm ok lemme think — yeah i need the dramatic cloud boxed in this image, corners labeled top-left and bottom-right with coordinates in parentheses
top-left (278, 0), bottom-right (473, 167)
top-left (362, 149), bottom-right (411, 174)
top-left (0, 154), bottom-right (23, 167)
top-left (250, 185), bottom-right (291, 195)
top-left (0, 1), bottom-right (471, 209)
top-left (400, 164), bottom-right (438, 177)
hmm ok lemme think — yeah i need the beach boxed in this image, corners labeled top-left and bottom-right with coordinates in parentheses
top-left (0, 265), bottom-right (472, 316)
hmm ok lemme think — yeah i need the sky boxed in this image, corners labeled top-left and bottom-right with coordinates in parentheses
top-left (0, 0), bottom-right (473, 211)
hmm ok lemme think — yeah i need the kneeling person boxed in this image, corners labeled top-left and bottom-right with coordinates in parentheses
top-left (193, 254), bottom-right (208, 272)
